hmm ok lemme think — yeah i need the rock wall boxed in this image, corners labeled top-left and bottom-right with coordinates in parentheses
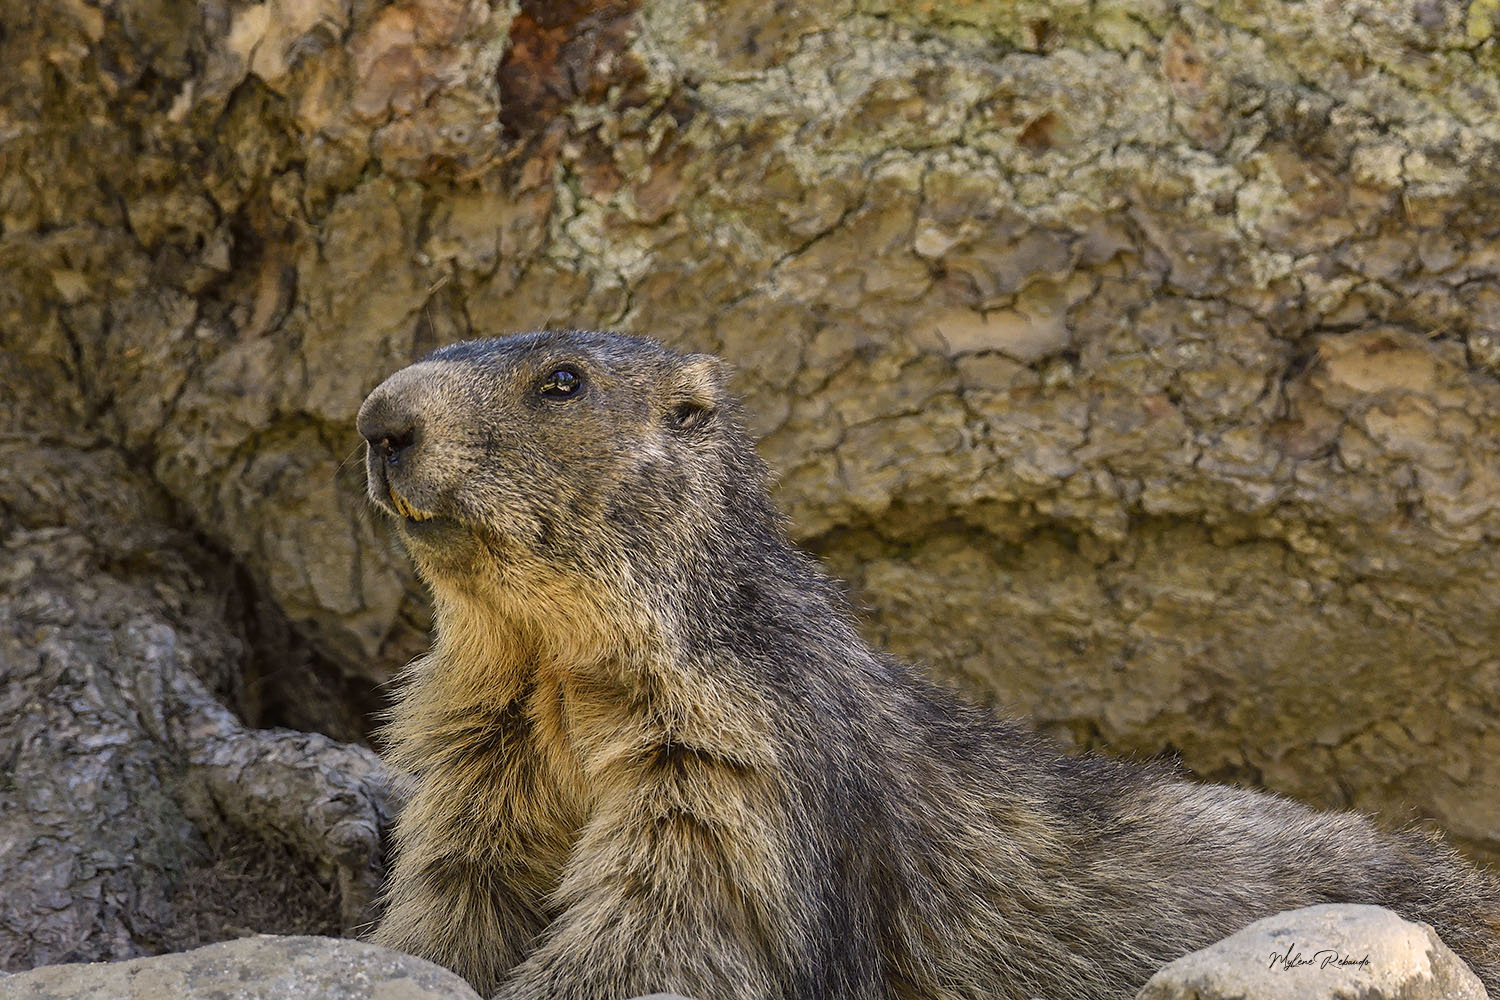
top-left (4, 0), bottom-right (1500, 962)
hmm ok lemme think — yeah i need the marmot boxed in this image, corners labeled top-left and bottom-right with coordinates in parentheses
top-left (358, 330), bottom-right (1500, 1000)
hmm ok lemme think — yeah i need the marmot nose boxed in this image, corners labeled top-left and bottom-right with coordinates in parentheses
top-left (358, 396), bottom-right (420, 468)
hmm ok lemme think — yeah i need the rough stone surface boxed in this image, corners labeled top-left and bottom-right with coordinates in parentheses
top-left (1135, 903), bottom-right (1489, 1000)
top-left (0, 425), bottom-right (389, 969)
top-left (0, 935), bottom-right (481, 1000)
top-left (5, 0), bottom-right (1500, 969)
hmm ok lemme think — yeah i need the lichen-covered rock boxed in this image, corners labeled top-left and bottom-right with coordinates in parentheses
top-left (0, 935), bottom-right (481, 1000)
top-left (1135, 904), bottom-right (1489, 1000)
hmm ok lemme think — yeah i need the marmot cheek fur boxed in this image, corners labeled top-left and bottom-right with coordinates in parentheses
top-left (357, 330), bottom-right (1500, 1000)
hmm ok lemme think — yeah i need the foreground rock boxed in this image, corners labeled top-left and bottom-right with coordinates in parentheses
top-left (1136, 903), bottom-right (1488, 1000)
top-left (0, 936), bottom-right (480, 1000)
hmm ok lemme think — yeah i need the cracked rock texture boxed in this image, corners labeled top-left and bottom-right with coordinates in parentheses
top-left (0, 423), bottom-right (390, 969)
top-left (5, 0), bottom-right (1500, 968)
top-left (0, 935), bottom-right (482, 1000)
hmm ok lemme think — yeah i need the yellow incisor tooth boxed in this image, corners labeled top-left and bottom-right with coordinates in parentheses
top-left (389, 485), bottom-right (433, 521)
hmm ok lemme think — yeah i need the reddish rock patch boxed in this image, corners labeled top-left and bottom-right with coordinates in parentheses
top-left (498, 0), bottom-right (643, 141)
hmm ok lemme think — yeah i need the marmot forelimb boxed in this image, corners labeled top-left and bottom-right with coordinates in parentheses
top-left (358, 330), bottom-right (1500, 1000)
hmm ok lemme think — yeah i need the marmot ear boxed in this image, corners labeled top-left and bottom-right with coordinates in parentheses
top-left (665, 354), bottom-right (728, 432)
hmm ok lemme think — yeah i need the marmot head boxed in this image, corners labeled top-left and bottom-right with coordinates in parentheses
top-left (357, 331), bottom-right (777, 653)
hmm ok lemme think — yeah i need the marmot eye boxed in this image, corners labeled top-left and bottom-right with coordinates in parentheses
top-left (539, 368), bottom-right (583, 399)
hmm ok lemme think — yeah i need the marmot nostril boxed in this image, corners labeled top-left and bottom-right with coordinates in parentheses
top-left (358, 402), bottom-right (418, 464)
top-left (373, 428), bottom-right (416, 465)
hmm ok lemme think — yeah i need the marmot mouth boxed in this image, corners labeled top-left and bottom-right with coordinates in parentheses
top-left (388, 485), bottom-right (437, 523)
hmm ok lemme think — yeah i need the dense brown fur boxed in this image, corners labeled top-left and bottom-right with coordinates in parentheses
top-left (358, 331), bottom-right (1500, 1000)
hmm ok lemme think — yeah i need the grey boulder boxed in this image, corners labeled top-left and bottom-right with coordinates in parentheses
top-left (1135, 903), bottom-right (1488, 999)
top-left (0, 935), bottom-right (481, 1000)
